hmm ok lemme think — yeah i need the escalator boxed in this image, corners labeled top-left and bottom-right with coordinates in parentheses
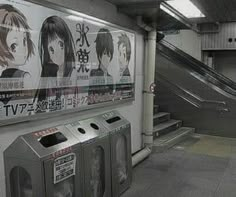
top-left (155, 39), bottom-right (236, 137)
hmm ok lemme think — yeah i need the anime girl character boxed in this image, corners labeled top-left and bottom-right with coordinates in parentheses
top-left (88, 28), bottom-right (114, 103)
top-left (117, 33), bottom-right (131, 83)
top-left (0, 4), bottom-right (34, 105)
top-left (0, 4), bottom-right (34, 78)
top-left (36, 16), bottom-right (76, 110)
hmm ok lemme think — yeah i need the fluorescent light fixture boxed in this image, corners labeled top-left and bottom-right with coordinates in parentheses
top-left (166, 0), bottom-right (205, 18)
top-left (160, 4), bottom-right (177, 18)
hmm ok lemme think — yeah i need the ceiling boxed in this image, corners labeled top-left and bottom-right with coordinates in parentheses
top-left (191, 0), bottom-right (236, 23)
top-left (105, 0), bottom-right (236, 31)
top-left (106, 0), bottom-right (190, 30)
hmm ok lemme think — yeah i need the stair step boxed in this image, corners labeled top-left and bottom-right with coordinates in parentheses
top-left (153, 127), bottom-right (195, 152)
top-left (153, 112), bottom-right (170, 126)
top-left (153, 105), bottom-right (159, 115)
top-left (153, 119), bottom-right (182, 138)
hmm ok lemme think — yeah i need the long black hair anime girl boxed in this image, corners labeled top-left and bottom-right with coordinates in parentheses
top-left (36, 16), bottom-right (76, 110)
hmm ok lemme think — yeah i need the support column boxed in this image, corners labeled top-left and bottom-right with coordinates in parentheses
top-left (143, 30), bottom-right (157, 147)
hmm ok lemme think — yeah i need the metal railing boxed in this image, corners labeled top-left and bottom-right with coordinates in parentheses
top-left (156, 73), bottom-right (229, 112)
top-left (158, 40), bottom-right (236, 88)
top-left (157, 39), bottom-right (236, 99)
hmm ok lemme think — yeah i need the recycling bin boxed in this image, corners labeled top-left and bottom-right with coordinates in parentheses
top-left (95, 111), bottom-right (132, 197)
top-left (65, 117), bottom-right (111, 197)
top-left (4, 125), bottom-right (84, 197)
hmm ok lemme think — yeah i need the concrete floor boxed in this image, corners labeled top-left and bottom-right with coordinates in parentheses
top-left (122, 134), bottom-right (236, 197)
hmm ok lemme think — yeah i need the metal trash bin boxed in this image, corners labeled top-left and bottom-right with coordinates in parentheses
top-left (65, 117), bottom-right (111, 197)
top-left (95, 111), bottom-right (132, 197)
top-left (4, 125), bottom-right (83, 197)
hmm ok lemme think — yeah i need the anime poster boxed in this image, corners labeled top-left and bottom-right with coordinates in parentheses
top-left (0, 0), bottom-right (135, 122)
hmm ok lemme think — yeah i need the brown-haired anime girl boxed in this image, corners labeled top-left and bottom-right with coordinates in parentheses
top-left (0, 4), bottom-right (34, 105)
top-left (0, 4), bottom-right (34, 78)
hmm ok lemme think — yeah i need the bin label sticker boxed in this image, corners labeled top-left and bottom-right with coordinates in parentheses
top-left (54, 153), bottom-right (76, 184)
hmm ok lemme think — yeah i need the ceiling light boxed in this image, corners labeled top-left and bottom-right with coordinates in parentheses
top-left (160, 4), bottom-right (177, 18)
top-left (166, 0), bottom-right (205, 18)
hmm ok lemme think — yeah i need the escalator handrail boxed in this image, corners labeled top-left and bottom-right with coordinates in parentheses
top-left (157, 49), bottom-right (236, 100)
top-left (157, 39), bottom-right (236, 90)
top-left (156, 73), bottom-right (229, 112)
top-left (157, 40), bottom-right (236, 97)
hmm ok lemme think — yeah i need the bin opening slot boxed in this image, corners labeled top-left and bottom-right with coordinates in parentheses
top-left (39, 132), bottom-right (67, 148)
top-left (106, 116), bottom-right (121, 124)
top-left (90, 123), bottom-right (99, 130)
top-left (77, 128), bottom-right (86, 134)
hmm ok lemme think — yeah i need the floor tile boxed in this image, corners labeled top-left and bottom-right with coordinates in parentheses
top-left (122, 134), bottom-right (236, 197)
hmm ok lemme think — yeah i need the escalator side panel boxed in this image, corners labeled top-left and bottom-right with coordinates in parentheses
top-left (155, 41), bottom-right (236, 137)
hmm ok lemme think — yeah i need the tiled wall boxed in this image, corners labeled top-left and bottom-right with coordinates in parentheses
top-left (164, 30), bottom-right (202, 61)
top-left (202, 22), bottom-right (236, 50)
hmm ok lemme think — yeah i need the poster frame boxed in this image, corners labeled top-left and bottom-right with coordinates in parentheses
top-left (0, 0), bottom-right (136, 126)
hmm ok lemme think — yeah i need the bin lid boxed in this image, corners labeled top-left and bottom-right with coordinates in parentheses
top-left (65, 118), bottom-right (109, 144)
top-left (95, 111), bottom-right (130, 132)
top-left (4, 125), bottom-right (80, 161)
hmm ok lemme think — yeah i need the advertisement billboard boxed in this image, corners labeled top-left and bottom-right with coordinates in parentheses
top-left (0, 0), bottom-right (135, 123)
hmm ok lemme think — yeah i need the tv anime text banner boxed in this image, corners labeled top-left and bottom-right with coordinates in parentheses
top-left (0, 0), bottom-right (135, 122)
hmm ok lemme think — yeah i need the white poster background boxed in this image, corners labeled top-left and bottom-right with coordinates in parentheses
top-left (0, 0), bottom-right (135, 121)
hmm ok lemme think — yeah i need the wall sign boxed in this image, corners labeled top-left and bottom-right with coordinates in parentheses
top-left (0, 0), bottom-right (135, 123)
top-left (54, 153), bottom-right (76, 184)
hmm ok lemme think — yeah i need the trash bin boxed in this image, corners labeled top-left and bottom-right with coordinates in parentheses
top-left (4, 125), bottom-right (83, 197)
top-left (95, 111), bottom-right (132, 197)
top-left (65, 117), bottom-right (111, 197)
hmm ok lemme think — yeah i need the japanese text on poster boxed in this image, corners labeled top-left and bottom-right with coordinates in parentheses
top-left (0, 0), bottom-right (135, 122)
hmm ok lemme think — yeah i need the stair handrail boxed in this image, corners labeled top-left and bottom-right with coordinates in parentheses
top-left (156, 73), bottom-right (229, 112)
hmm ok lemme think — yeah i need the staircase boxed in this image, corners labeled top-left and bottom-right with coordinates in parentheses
top-left (152, 105), bottom-right (195, 152)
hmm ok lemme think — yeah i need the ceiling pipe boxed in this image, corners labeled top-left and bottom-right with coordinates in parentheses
top-left (132, 16), bottom-right (157, 167)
